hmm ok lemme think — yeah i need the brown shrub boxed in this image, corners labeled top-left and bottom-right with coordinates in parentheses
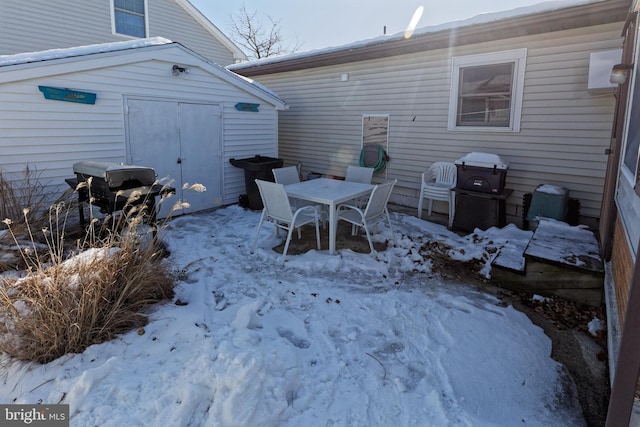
top-left (0, 173), bottom-right (179, 363)
top-left (0, 165), bottom-right (49, 233)
top-left (0, 230), bottom-right (174, 363)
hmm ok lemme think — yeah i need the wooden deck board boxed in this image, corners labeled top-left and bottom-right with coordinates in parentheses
top-left (490, 218), bottom-right (604, 306)
top-left (524, 218), bottom-right (603, 273)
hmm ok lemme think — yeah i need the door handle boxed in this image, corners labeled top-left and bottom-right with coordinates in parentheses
top-left (177, 158), bottom-right (182, 164)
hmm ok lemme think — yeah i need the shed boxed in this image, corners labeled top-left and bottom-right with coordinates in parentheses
top-left (0, 37), bottom-right (286, 214)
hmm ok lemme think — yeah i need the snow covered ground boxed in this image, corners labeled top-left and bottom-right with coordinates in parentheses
top-left (0, 205), bottom-right (587, 426)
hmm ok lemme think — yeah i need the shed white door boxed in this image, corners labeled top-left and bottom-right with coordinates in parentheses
top-left (126, 99), bottom-right (222, 216)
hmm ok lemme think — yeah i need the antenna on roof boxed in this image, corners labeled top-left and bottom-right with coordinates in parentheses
top-left (383, 26), bottom-right (387, 35)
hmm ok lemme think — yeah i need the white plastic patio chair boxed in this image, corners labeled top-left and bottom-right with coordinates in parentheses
top-left (251, 179), bottom-right (321, 264)
top-left (345, 165), bottom-right (374, 184)
top-left (417, 162), bottom-right (457, 228)
top-left (336, 179), bottom-right (397, 254)
top-left (272, 166), bottom-right (300, 185)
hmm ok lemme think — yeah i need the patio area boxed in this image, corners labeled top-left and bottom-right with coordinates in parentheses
top-left (271, 203), bottom-right (449, 255)
top-left (265, 202), bottom-right (609, 426)
top-left (0, 204), bottom-right (607, 426)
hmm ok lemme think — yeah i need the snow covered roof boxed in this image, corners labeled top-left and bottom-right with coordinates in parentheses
top-left (229, 0), bottom-right (624, 76)
top-left (0, 38), bottom-right (286, 110)
top-left (0, 37), bottom-right (173, 68)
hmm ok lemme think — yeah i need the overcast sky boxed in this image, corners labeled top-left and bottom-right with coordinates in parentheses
top-left (189, 0), bottom-right (573, 53)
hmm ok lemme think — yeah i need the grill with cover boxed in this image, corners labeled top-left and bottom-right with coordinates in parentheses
top-left (66, 161), bottom-right (173, 228)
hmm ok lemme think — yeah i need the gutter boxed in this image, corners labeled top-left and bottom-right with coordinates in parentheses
top-left (230, 0), bottom-right (627, 77)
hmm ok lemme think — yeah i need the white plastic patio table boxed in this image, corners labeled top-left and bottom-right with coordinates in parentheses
top-left (284, 178), bottom-right (374, 255)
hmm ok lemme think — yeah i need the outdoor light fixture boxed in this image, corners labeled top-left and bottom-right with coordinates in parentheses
top-left (610, 63), bottom-right (633, 84)
top-left (172, 64), bottom-right (190, 76)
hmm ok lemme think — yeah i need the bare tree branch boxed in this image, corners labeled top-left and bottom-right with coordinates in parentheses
top-left (230, 4), bottom-right (302, 60)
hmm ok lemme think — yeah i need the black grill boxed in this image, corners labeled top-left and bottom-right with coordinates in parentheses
top-left (66, 161), bottom-right (174, 228)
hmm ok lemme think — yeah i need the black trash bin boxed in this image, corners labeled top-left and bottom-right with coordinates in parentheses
top-left (229, 155), bottom-right (284, 210)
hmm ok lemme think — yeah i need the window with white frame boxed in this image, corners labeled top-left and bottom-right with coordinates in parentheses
top-left (448, 49), bottom-right (527, 132)
top-left (112, 0), bottom-right (147, 38)
top-left (621, 41), bottom-right (640, 193)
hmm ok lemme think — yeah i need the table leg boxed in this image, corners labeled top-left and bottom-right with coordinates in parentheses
top-left (328, 202), bottom-right (337, 255)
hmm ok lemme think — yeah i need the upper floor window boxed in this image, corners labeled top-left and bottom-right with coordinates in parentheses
top-left (112, 0), bottom-right (147, 38)
top-left (448, 49), bottom-right (527, 132)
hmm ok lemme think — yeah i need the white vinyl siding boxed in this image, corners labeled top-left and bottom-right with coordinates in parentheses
top-left (0, 47), bottom-right (279, 207)
top-left (0, 0), bottom-right (235, 66)
top-left (149, 0), bottom-right (236, 65)
top-left (249, 22), bottom-right (623, 225)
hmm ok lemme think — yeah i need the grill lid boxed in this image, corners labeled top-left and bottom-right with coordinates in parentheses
top-left (454, 152), bottom-right (508, 170)
top-left (73, 161), bottom-right (156, 188)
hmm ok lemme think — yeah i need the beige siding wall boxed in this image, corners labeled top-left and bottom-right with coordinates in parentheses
top-left (149, 1), bottom-right (234, 65)
top-left (0, 0), bottom-right (235, 65)
top-left (251, 22), bottom-right (623, 227)
top-left (0, 0), bottom-right (111, 54)
top-left (0, 51), bottom-right (277, 206)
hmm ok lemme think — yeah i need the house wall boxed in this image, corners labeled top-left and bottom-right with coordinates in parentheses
top-left (612, 216), bottom-right (635, 326)
top-left (616, 176), bottom-right (640, 259)
top-left (610, 4), bottom-right (640, 332)
top-left (247, 22), bottom-right (623, 228)
top-left (0, 49), bottom-right (278, 207)
top-left (0, 0), bottom-right (235, 65)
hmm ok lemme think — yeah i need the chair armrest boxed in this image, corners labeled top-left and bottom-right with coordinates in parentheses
top-left (291, 204), bottom-right (320, 225)
top-left (296, 205), bottom-right (321, 216)
top-left (421, 171), bottom-right (436, 185)
top-left (337, 204), bottom-right (364, 215)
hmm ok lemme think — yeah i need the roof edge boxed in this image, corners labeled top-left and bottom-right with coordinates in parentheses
top-left (174, 0), bottom-right (247, 62)
top-left (0, 40), bottom-right (285, 110)
top-left (230, 0), bottom-right (629, 77)
top-left (0, 37), bottom-right (174, 68)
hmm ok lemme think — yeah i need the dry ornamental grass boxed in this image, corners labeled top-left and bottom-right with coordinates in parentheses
top-left (0, 170), bottom-right (179, 363)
